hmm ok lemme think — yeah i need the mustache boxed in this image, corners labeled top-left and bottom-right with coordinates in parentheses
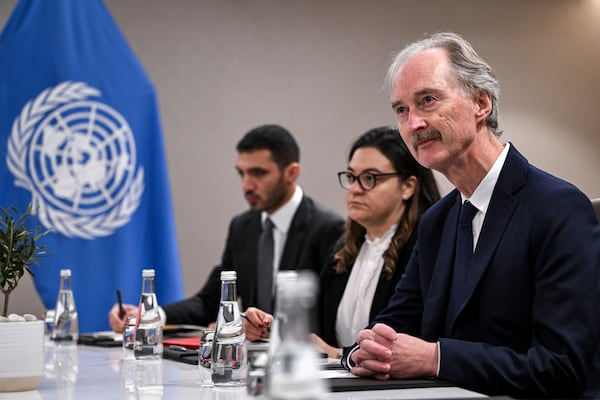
top-left (411, 128), bottom-right (441, 149)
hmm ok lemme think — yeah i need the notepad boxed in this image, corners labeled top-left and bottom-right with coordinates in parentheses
top-left (163, 324), bottom-right (207, 337)
top-left (162, 337), bottom-right (200, 349)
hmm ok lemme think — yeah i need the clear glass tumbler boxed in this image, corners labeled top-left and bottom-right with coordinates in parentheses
top-left (122, 315), bottom-right (137, 360)
top-left (198, 329), bottom-right (214, 387)
top-left (44, 309), bottom-right (55, 336)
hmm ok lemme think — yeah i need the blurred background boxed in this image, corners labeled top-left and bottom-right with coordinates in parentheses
top-left (1, 0), bottom-right (599, 319)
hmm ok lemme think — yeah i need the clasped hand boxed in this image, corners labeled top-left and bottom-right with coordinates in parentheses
top-left (350, 323), bottom-right (438, 380)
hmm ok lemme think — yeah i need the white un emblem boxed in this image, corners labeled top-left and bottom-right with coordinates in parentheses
top-left (7, 81), bottom-right (144, 239)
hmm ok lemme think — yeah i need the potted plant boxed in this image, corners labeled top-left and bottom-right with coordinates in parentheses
top-left (0, 203), bottom-right (50, 392)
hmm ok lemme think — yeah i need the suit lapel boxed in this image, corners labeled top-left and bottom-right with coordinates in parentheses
top-left (464, 188), bottom-right (519, 296)
top-left (279, 196), bottom-right (309, 271)
top-left (422, 195), bottom-right (461, 337)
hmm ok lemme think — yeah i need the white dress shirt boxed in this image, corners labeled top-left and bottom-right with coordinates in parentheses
top-left (336, 224), bottom-right (397, 347)
top-left (460, 143), bottom-right (510, 249)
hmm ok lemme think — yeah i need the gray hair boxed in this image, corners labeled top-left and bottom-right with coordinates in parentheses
top-left (385, 32), bottom-right (502, 137)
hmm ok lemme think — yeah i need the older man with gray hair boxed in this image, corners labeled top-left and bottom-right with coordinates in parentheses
top-left (343, 32), bottom-right (600, 399)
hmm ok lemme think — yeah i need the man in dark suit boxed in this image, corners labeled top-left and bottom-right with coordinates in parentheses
top-left (109, 125), bottom-right (344, 333)
top-left (342, 32), bottom-right (600, 398)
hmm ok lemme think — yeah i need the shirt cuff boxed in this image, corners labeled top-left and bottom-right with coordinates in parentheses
top-left (436, 341), bottom-right (440, 377)
top-left (341, 344), bottom-right (360, 370)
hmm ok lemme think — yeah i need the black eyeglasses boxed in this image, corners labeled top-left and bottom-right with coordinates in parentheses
top-left (337, 171), bottom-right (401, 191)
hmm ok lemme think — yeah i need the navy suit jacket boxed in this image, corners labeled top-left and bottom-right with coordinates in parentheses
top-left (164, 194), bottom-right (344, 327)
top-left (368, 145), bottom-right (600, 398)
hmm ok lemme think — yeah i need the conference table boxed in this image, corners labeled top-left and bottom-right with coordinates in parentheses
top-left (1, 337), bottom-right (489, 400)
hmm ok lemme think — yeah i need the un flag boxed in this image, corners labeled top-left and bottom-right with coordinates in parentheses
top-left (0, 0), bottom-right (184, 332)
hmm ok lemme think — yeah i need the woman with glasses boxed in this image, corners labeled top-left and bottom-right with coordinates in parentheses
top-left (310, 126), bottom-right (440, 359)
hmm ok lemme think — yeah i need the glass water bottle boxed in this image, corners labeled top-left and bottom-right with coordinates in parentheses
top-left (134, 268), bottom-right (163, 360)
top-left (211, 270), bottom-right (247, 387)
top-left (266, 270), bottom-right (326, 399)
top-left (51, 268), bottom-right (79, 342)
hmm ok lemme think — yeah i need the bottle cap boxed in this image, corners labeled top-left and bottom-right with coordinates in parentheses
top-left (142, 269), bottom-right (155, 277)
top-left (60, 269), bottom-right (72, 277)
top-left (277, 270), bottom-right (317, 300)
top-left (276, 270), bottom-right (298, 285)
top-left (220, 270), bottom-right (237, 281)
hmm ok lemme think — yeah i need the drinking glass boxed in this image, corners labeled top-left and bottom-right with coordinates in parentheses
top-left (198, 329), bottom-right (214, 387)
top-left (122, 315), bottom-right (137, 360)
top-left (44, 309), bottom-right (55, 335)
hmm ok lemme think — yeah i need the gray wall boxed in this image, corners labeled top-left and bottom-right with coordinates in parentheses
top-left (2, 0), bottom-right (599, 319)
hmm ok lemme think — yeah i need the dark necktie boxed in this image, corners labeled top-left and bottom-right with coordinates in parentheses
top-left (446, 200), bottom-right (478, 333)
top-left (256, 217), bottom-right (274, 313)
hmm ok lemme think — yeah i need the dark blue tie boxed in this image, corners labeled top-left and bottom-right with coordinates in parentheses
top-left (446, 200), bottom-right (478, 333)
top-left (256, 218), bottom-right (274, 313)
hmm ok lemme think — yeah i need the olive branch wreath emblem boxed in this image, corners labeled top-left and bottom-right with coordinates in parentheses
top-left (6, 81), bottom-right (144, 239)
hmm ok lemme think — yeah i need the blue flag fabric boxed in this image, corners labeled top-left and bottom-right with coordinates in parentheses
top-left (0, 0), bottom-right (184, 332)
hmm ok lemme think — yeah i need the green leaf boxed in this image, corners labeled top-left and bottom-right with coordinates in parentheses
top-left (0, 203), bottom-right (52, 316)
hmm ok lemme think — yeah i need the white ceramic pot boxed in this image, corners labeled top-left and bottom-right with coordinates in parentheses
top-left (0, 320), bottom-right (44, 392)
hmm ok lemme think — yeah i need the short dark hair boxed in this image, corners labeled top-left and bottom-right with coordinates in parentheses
top-left (236, 124), bottom-right (300, 170)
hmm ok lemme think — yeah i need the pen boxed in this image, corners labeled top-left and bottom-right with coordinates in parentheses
top-left (239, 312), bottom-right (270, 333)
top-left (117, 289), bottom-right (125, 319)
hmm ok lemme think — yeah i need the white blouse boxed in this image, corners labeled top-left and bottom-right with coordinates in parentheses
top-left (335, 224), bottom-right (397, 347)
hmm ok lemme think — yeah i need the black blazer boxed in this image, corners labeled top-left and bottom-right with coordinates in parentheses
top-left (318, 228), bottom-right (417, 348)
top-left (164, 194), bottom-right (344, 326)
top-left (364, 145), bottom-right (600, 398)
